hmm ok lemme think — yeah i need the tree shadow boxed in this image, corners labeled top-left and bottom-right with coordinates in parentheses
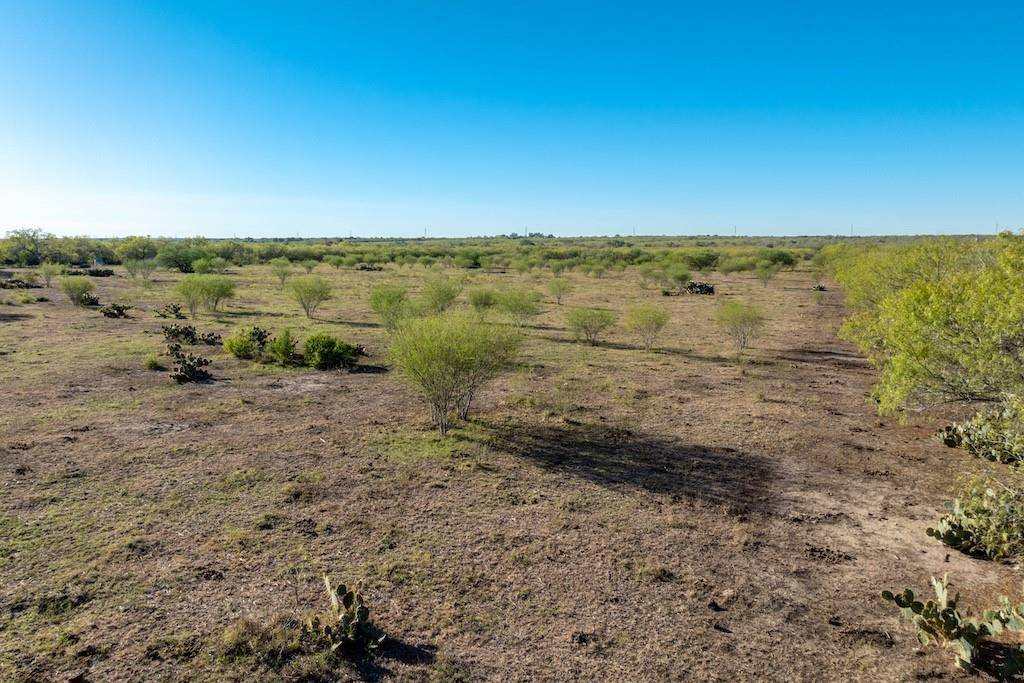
top-left (536, 334), bottom-right (736, 364)
top-left (0, 313), bottom-right (33, 322)
top-left (472, 420), bottom-right (776, 513)
top-left (328, 319), bottom-right (382, 329)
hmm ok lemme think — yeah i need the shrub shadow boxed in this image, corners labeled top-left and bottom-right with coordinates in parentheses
top-left (0, 313), bottom-right (33, 322)
top-left (475, 420), bottom-right (775, 513)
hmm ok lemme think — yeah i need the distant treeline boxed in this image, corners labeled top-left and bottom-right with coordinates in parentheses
top-left (0, 228), bottom-right (952, 275)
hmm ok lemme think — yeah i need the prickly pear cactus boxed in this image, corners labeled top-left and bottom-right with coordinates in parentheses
top-left (882, 575), bottom-right (1024, 675)
top-left (302, 576), bottom-right (384, 655)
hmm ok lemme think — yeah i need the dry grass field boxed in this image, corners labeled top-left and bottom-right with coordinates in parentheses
top-left (1, 264), bottom-right (1017, 681)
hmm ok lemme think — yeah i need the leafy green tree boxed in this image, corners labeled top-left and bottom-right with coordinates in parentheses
top-left (287, 275), bottom-right (332, 318)
top-left (369, 286), bottom-right (410, 330)
top-left (116, 236), bottom-right (158, 262)
top-left (624, 305), bottom-right (669, 351)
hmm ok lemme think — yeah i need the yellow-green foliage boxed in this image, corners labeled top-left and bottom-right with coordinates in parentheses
top-left (389, 312), bottom-right (522, 434)
top-left (829, 234), bottom-right (1024, 414)
top-left (286, 275), bottom-right (332, 318)
top-left (624, 304), bottom-right (669, 351)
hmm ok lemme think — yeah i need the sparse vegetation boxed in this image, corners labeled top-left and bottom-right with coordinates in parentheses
top-left (369, 285), bottom-right (411, 330)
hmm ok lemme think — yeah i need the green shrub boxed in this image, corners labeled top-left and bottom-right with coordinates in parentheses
top-left (16, 293), bottom-right (35, 304)
top-left (390, 313), bottom-right (522, 434)
top-left (39, 262), bottom-right (62, 287)
top-left (927, 476), bottom-right (1024, 561)
top-left (60, 276), bottom-right (95, 307)
top-left (300, 259), bottom-right (318, 274)
top-left (176, 274), bottom-right (235, 317)
top-left (660, 265), bottom-right (691, 294)
top-left (420, 276), bottom-right (462, 314)
top-left (267, 329), bottom-right (298, 365)
top-left (546, 278), bottom-right (573, 304)
top-left (624, 305), bottom-right (669, 351)
top-left (498, 289), bottom-right (541, 326)
top-left (224, 326), bottom-right (271, 359)
top-left (716, 301), bottom-right (764, 359)
top-left (304, 333), bottom-right (363, 370)
top-left (566, 307), bottom-right (615, 345)
top-left (286, 276), bottom-right (332, 318)
top-left (468, 287), bottom-right (499, 314)
top-left (144, 354), bottom-right (164, 371)
top-left (754, 261), bottom-right (781, 287)
top-left (369, 286), bottom-right (410, 330)
top-left (270, 257), bottom-right (292, 287)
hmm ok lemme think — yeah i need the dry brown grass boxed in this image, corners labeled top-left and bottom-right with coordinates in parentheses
top-left (0, 263), bottom-right (1013, 681)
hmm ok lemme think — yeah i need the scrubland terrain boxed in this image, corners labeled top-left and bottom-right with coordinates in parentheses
top-left (0, 252), bottom-right (1019, 681)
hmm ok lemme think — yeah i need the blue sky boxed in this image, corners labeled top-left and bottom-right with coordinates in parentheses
top-left (1, 1), bottom-right (1022, 238)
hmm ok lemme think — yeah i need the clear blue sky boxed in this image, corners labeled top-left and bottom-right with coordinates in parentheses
top-left (1, 1), bottom-right (1022, 238)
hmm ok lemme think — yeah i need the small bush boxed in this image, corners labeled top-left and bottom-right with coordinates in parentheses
top-left (224, 326), bottom-right (271, 359)
top-left (624, 305), bottom-right (669, 351)
top-left (267, 329), bottom-right (299, 365)
top-left (498, 289), bottom-right (541, 326)
top-left (16, 293), bottom-right (35, 304)
top-left (390, 313), bottom-right (522, 433)
top-left (547, 278), bottom-right (573, 304)
top-left (269, 257), bottom-right (292, 287)
top-left (716, 301), bottom-right (764, 359)
top-left (421, 276), bottom-right (462, 314)
top-left (927, 476), bottom-right (1024, 561)
top-left (144, 354), bottom-right (164, 371)
top-left (86, 268), bottom-right (115, 277)
top-left (566, 307), bottom-right (616, 345)
top-left (468, 287), bottom-right (499, 314)
top-left (287, 276), bottom-right (332, 318)
top-left (176, 274), bottom-right (235, 317)
top-left (305, 333), bottom-right (364, 370)
top-left (300, 259), bottom-right (318, 274)
top-left (369, 286), bottom-right (410, 330)
top-left (39, 262), bottom-right (62, 287)
top-left (60, 276), bottom-right (95, 307)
